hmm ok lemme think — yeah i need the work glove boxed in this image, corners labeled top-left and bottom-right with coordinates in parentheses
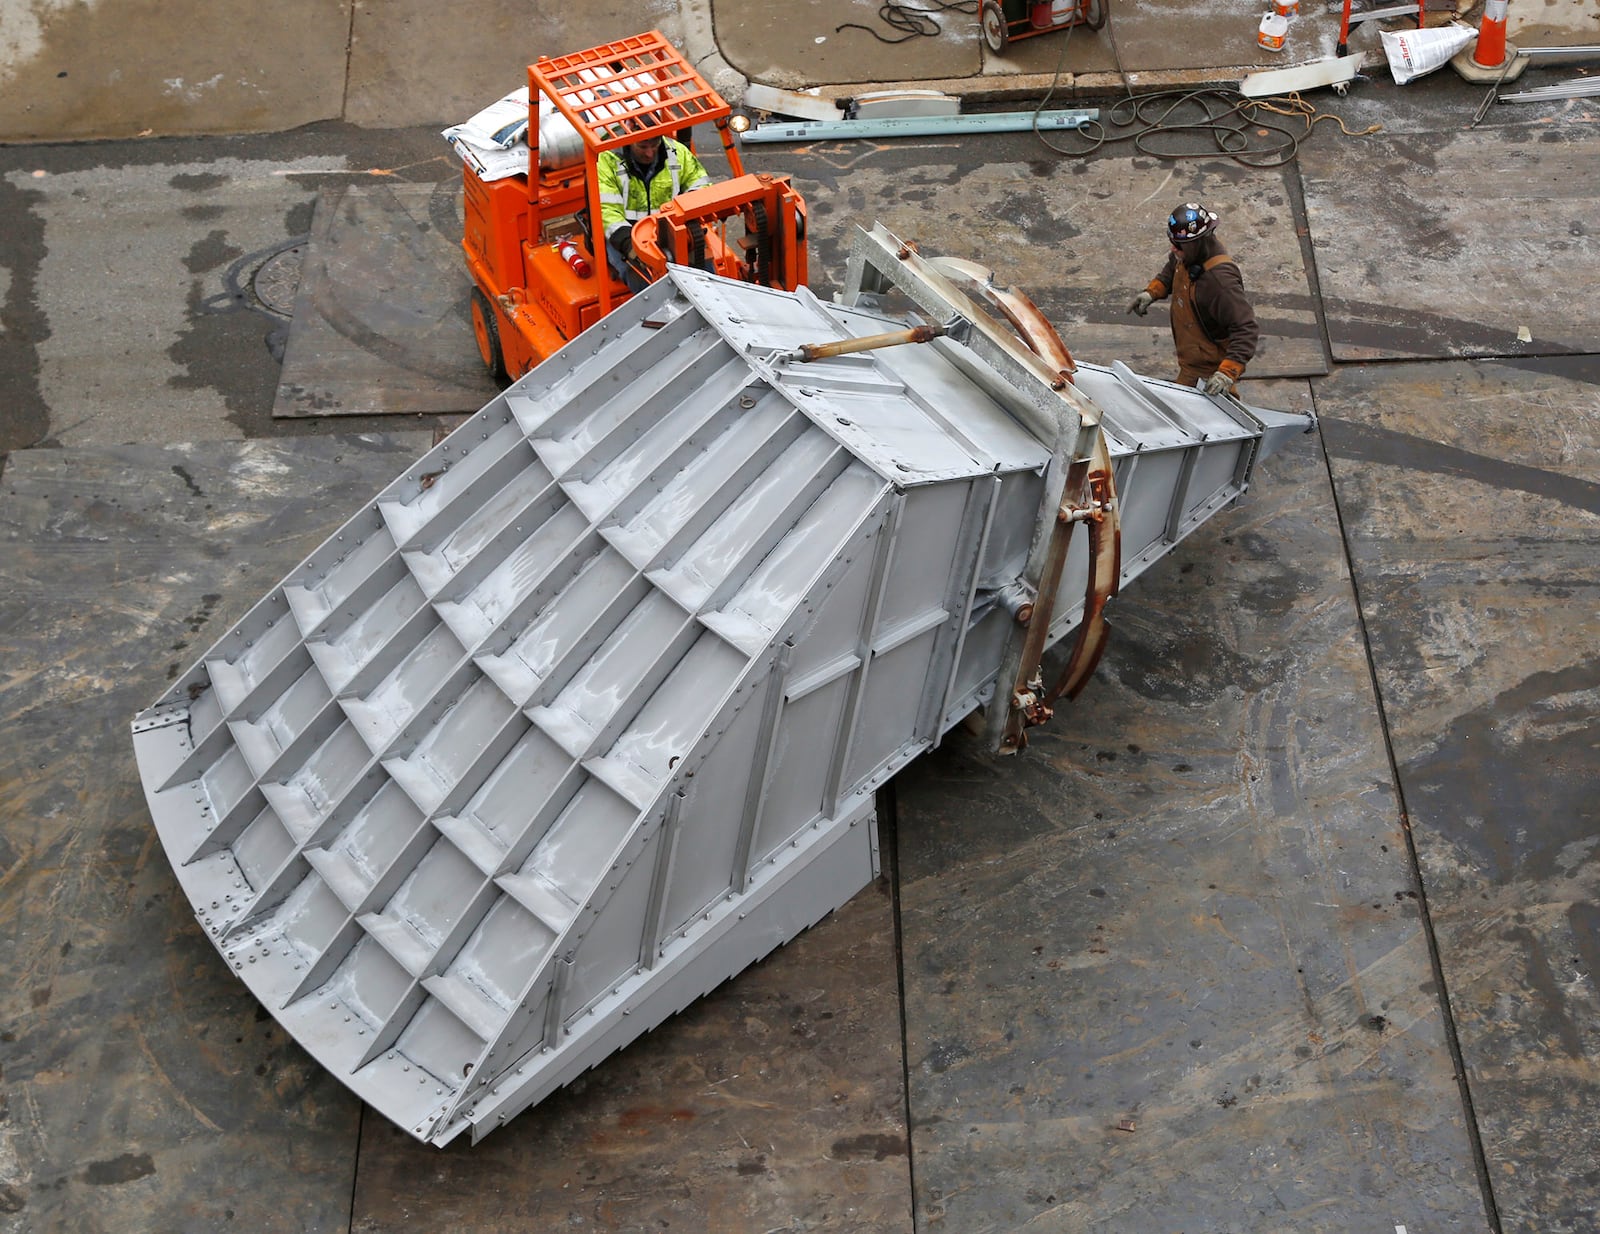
top-left (1203, 359), bottom-right (1245, 396)
top-left (608, 229), bottom-right (632, 259)
top-left (1126, 290), bottom-right (1154, 317)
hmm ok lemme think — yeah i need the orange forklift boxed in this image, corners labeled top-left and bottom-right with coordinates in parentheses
top-left (461, 30), bottom-right (808, 381)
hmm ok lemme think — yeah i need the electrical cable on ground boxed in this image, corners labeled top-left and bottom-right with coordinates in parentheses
top-left (837, 0), bottom-right (979, 44)
top-left (1026, 1), bottom-right (1380, 167)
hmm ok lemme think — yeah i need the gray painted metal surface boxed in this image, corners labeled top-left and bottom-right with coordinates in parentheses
top-left (133, 232), bottom-right (1312, 1145)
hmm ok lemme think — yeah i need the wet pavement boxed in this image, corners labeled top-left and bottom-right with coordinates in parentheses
top-left (2, 2), bottom-right (1599, 1233)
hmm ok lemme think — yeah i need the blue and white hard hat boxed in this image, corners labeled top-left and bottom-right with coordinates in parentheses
top-left (1168, 202), bottom-right (1219, 244)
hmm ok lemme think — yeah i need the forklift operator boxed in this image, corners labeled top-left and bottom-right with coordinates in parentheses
top-left (1126, 202), bottom-right (1259, 397)
top-left (598, 132), bottom-right (713, 290)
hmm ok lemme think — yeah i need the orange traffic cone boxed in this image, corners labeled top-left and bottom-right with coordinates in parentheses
top-left (1451, 0), bottom-right (1525, 82)
top-left (1472, 0), bottom-right (1508, 69)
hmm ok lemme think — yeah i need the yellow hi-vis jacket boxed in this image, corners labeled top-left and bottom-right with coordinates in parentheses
top-left (598, 139), bottom-right (712, 247)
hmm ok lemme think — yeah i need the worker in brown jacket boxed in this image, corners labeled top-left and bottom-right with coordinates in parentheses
top-left (1126, 202), bottom-right (1259, 396)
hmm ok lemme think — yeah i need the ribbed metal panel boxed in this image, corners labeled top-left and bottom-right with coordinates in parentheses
top-left (134, 260), bottom-right (1311, 1145)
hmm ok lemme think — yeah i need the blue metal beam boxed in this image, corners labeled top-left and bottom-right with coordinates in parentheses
top-left (737, 109), bottom-right (1098, 143)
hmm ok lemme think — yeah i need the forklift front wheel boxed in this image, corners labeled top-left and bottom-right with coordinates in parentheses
top-left (470, 287), bottom-right (507, 382)
top-left (980, 0), bottom-right (1008, 53)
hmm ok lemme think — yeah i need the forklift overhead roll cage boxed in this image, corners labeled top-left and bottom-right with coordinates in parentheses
top-left (531, 30), bottom-right (749, 314)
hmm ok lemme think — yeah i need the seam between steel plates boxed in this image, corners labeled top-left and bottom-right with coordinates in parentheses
top-left (1312, 389), bottom-right (1505, 1234)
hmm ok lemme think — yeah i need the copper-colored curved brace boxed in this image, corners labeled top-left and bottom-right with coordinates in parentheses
top-left (997, 451), bottom-right (1092, 753)
top-left (925, 256), bottom-right (1077, 384)
top-left (927, 261), bottom-right (1117, 746)
top-left (1046, 429), bottom-right (1121, 705)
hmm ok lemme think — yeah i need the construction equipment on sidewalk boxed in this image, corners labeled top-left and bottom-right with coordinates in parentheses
top-left (1381, 22), bottom-right (1478, 84)
top-left (981, 0), bottom-right (1106, 54)
top-left (737, 107), bottom-right (1099, 144)
top-left (1496, 75), bottom-right (1600, 102)
top-left (1451, 0), bottom-right (1530, 83)
top-left (460, 31), bottom-right (807, 381)
top-left (1470, 45), bottom-right (1600, 122)
top-left (1467, 0), bottom-right (1512, 72)
top-left (132, 218), bottom-right (1313, 1146)
top-left (1239, 53), bottom-right (1367, 98)
top-left (1338, 0), bottom-right (1426, 58)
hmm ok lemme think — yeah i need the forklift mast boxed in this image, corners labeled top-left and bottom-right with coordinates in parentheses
top-left (461, 30), bottom-right (807, 380)
top-left (530, 30), bottom-right (749, 315)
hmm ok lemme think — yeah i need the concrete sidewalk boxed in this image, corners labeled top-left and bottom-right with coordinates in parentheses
top-left (3, 0), bottom-right (1595, 144)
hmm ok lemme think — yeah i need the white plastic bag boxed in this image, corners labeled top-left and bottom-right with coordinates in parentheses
top-left (1380, 23), bottom-right (1477, 84)
top-left (441, 86), bottom-right (531, 151)
top-left (441, 86), bottom-right (533, 182)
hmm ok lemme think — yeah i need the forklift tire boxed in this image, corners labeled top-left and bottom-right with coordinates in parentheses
top-left (470, 287), bottom-right (507, 382)
top-left (980, 0), bottom-right (1008, 53)
top-left (1085, 0), bottom-right (1107, 31)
